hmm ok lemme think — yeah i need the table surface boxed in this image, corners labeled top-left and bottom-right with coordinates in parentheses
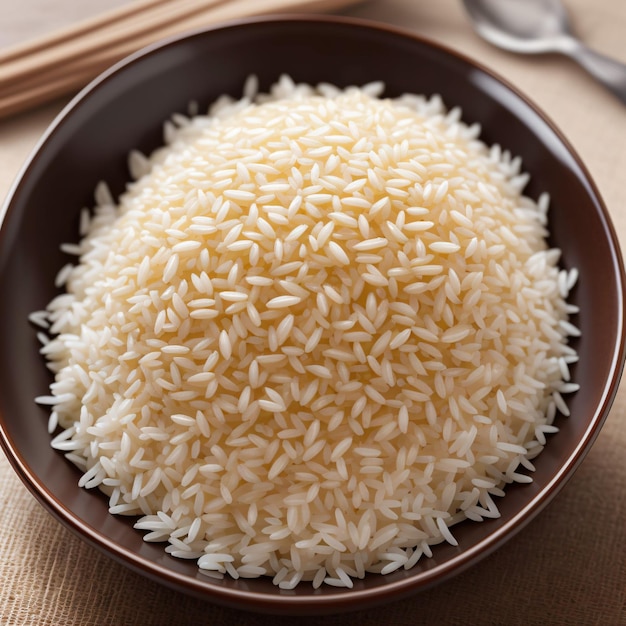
top-left (1, 1), bottom-right (625, 624)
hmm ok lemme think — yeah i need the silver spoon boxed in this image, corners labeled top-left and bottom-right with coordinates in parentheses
top-left (462, 0), bottom-right (626, 105)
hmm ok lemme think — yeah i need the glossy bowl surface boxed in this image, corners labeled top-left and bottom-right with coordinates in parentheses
top-left (0, 15), bottom-right (624, 615)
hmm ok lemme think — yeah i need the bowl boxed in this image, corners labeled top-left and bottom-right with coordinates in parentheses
top-left (0, 15), bottom-right (624, 616)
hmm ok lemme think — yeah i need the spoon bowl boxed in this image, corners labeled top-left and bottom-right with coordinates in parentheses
top-left (463, 0), bottom-right (572, 54)
top-left (463, 0), bottom-right (626, 103)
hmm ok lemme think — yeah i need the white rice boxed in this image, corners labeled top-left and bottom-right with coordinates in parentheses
top-left (35, 75), bottom-right (579, 588)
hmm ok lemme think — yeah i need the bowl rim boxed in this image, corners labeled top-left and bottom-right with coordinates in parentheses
top-left (1, 12), bottom-right (625, 614)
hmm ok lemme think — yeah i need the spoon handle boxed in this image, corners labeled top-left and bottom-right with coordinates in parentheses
top-left (566, 42), bottom-right (626, 105)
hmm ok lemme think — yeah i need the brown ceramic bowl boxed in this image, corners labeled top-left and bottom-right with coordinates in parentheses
top-left (0, 15), bottom-right (624, 616)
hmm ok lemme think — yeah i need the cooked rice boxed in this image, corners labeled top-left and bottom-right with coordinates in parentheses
top-left (35, 75), bottom-right (579, 588)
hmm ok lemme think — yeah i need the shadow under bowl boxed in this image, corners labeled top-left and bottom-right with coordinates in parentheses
top-left (0, 15), bottom-right (624, 616)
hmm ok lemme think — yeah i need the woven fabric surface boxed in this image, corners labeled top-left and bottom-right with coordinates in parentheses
top-left (1, 0), bottom-right (625, 624)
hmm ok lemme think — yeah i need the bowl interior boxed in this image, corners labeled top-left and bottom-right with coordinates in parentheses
top-left (0, 16), bottom-right (624, 615)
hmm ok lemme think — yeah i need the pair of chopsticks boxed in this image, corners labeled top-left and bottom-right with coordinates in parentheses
top-left (0, 0), bottom-right (361, 120)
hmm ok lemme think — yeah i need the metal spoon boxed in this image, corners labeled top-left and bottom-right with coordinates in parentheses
top-left (462, 0), bottom-right (626, 104)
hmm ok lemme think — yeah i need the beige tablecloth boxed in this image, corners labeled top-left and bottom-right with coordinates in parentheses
top-left (1, 1), bottom-right (625, 624)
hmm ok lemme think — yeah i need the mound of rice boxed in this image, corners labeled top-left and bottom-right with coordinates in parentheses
top-left (34, 76), bottom-right (579, 589)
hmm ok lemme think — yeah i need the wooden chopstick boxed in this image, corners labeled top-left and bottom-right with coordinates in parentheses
top-left (0, 0), bottom-right (362, 120)
top-left (0, 69), bottom-right (98, 120)
top-left (0, 0), bottom-right (174, 64)
top-left (0, 0), bottom-right (231, 87)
